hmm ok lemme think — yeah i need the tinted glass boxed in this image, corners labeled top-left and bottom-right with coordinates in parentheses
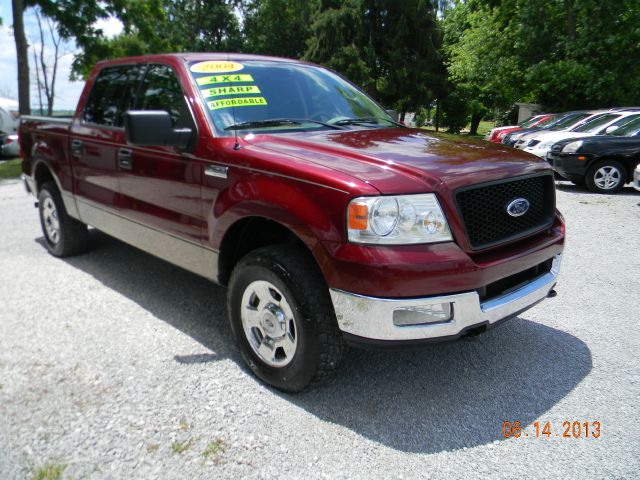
top-left (188, 60), bottom-right (393, 135)
top-left (608, 115), bottom-right (640, 136)
top-left (549, 113), bottom-right (591, 130)
top-left (83, 65), bottom-right (143, 127)
top-left (137, 64), bottom-right (194, 129)
top-left (519, 115), bottom-right (543, 128)
top-left (571, 113), bottom-right (620, 133)
top-left (536, 115), bottom-right (560, 127)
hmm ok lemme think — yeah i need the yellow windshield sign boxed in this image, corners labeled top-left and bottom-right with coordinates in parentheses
top-left (190, 61), bottom-right (244, 73)
top-left (196, 74), bottom-right (255, 86)
top-left (208, 97), bottom-right (268, 110)
top-left (201, 85), bottom-right (261, 98)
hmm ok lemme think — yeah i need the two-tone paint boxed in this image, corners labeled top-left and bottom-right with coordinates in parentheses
top-left (20, 53), bottom-right (564, 305)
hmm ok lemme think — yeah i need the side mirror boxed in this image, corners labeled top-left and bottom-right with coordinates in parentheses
top-left (124, 111), bottom-right (192, 149)
top-left (386, 109), bottom-right (399, 121)
top-left (604, 125), bottom-right (618, 134)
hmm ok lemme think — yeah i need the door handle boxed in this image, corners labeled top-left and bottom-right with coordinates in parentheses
top-left (71, 139), bottom-right (83, 157)
top-left (118, 148), bottom-right (133, 170)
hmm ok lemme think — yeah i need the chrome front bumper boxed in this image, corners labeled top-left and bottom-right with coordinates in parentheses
top-left (330, 254), bottom-right (561, 342)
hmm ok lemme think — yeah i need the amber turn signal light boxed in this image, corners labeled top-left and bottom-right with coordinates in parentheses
top-left (348, 203), bottom-right (368, 230)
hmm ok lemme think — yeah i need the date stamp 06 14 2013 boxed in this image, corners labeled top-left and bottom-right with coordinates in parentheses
top-left (502, 421), bottom-right (601, 439)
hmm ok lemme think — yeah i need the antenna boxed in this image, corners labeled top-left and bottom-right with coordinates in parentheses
top-left (227, 52), bottom-right (241, 151)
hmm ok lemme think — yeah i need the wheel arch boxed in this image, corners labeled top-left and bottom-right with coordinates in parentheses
top-left (33, 159), bottom-right (62, 193)
top-left (217, 215), bottom-right (323, 286)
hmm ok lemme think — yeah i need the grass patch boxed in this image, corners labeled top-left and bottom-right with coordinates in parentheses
top-left (146, 443), bottom-right (160, 454)
top-left (474, 120), bottom-right (494, 137)
top-left (31, 462), bottom-right (66, 480)
top-left (202, 439), bottom-right (227, 464)
top-left (171, 437), bottom-right (195, 454)
top-left (0, 158), bottom-right (21, 179)
top-left (179, 418), bottom-right (190, 430)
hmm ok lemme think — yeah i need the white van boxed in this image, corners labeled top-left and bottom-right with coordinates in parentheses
top-left (0, 98), bottom-right (20, 135)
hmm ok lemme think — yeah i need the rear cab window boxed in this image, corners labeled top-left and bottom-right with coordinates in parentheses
top-left (82, 65), bottom-right (143, 127)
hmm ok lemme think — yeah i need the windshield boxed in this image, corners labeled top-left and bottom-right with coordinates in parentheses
top-left (549, 113), bottom-right (591, 131)
top-left (535, 114), bottom-right (560, 127)
top-left (608, 115), bottom-right (640, 136)
top-left (188, 60), bottom-right (394, 135)
top-left (519, 115), bottom-right (543, 128)
top-left (571, 113), bottom-right (620, 133)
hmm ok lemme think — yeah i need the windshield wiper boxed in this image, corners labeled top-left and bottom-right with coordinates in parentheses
top-left (330, 116), bottom-right (404, 128)
top-left (224, 118), bottom-right (344, 131)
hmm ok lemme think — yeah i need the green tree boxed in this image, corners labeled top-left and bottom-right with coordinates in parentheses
top-left (444, 0), bottom-right (640, 120)
top-left (71, 0), bottom-right (243, 78)
top-left (305, 0), bottom-right (446, 118)
top-left (242, 0), bottom-right (317, 59)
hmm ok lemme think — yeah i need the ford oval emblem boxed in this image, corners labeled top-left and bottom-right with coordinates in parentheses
top-left (506, 198), bottom-right (530, 217)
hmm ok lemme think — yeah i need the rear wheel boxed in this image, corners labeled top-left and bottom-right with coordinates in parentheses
top-left (38, 182), bottom-right (89, 257)
top-left (585, 160), bottom-right (626, 193)
top-left (227, 245), bottom-right (344, 392)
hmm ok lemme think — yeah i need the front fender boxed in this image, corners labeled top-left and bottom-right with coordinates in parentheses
top-left (208, 173), bottom-right (349, 251)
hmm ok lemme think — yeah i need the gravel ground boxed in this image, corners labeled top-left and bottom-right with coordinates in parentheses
top-left (1, 178), bottom-right (639, 479)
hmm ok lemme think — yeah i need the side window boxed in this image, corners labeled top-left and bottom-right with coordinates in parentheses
top-left (137, 64), bottom-right (194, 129)
top-left (83, 65), bottom-right (143, 127)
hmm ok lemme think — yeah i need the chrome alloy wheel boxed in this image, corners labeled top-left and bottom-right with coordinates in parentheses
top-left (240, 280), bottom-right (298, 367)
top-left (42, 197), bottom-right (60, 244)
top-left (594, 166), bottom-right (622, 190)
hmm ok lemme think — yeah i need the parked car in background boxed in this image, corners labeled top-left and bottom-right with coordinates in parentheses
top-left (0, 98), bottom-right (20, 136)
top-left (521, 111), bottom-right (640, 158)
top-left (547, 116), bottom-right (640, 193)
top-left (485, 114), bottom-right (552, 143)
top-left (502, 111), bottom-right (592, 147)
top-left (513, 110), bottom-right (607, 150)
top-left (1, 134), bottom-right (19, 158)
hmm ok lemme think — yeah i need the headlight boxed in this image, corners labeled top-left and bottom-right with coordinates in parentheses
top-left (562, 140), bottom-right (583, 153)
top-left (347, 194), bottom-right (452, 244)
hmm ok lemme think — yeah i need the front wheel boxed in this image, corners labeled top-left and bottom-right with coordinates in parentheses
top-left (227, 245), bottom-right (344, 392)
top-left (585, 160), bottom-right (626, 193)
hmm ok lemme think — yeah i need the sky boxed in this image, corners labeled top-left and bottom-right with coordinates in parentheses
top-left (0, 0), bottom-right (123, 110)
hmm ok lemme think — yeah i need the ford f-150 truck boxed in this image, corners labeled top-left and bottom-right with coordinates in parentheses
top-left (20, 53), bottom-right (564, 392)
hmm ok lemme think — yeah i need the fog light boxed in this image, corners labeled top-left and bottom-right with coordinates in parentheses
top-left (393, 303), bottom-right (453, 326)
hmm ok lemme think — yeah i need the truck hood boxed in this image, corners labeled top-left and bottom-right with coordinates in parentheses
top-left (243, 128), bottom-right (550, 194)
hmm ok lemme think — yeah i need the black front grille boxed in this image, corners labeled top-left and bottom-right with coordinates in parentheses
top-left (455, 174), bottom-right (555, 250)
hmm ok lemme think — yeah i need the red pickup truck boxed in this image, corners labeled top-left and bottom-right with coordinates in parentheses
top-left (20, 53), bottom-right (564, 392)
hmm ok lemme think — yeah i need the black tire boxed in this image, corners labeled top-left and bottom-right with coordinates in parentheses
top-left (227, 245), bottom-right (344, 392)
top-left (38, 181), bottom-right (89, 257)
top-left (585, 160), bottom-right (626, 194)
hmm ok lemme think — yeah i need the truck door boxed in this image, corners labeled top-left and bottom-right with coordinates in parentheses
top-left (117, 63), bottom-right (204, 245)
top-left (70, 65), bottom-right (143, 210)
